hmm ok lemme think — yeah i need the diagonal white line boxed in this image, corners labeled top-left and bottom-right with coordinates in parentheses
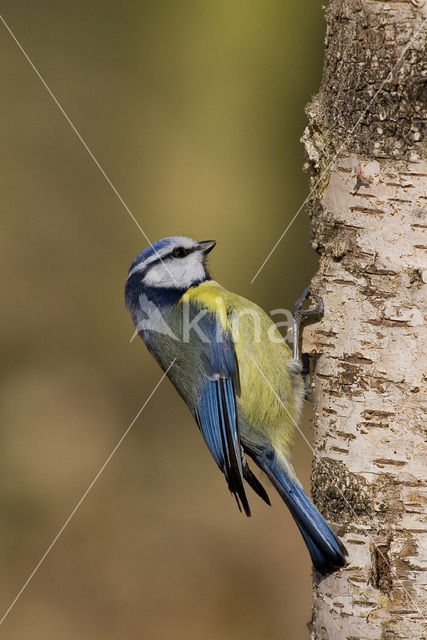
top-left (0, 13), bottom-right (176, 283)
top-left (250, 16), bottom-right (426, 284)
top-left (0, 359), bottom-right (175, 627)
top-left (251, 356), bottom-right (426, 622)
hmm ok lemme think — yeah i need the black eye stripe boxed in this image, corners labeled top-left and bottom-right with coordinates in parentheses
top-left (170, 246), bottom-right (197, 259)
top-left (133, 246), bottom-right (197, 274)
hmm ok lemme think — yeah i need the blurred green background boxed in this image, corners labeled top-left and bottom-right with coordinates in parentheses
top-left (1, 2), bottom-right (324, 639)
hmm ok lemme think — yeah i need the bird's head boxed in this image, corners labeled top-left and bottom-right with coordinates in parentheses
top-left (125, 236), bottom-right (216, 307)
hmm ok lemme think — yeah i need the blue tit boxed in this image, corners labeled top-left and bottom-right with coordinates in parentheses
top-left (125, 236), bottom-right (347, 574)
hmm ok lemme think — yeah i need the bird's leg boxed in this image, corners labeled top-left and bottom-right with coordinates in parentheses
top-left (292, 286), bottom-right (323, 400)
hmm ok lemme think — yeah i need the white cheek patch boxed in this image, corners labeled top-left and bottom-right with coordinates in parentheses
top-left (143, 252), bottom-right (206, 289)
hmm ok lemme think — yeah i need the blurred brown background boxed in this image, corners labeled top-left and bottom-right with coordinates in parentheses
top-left (1, 2), bottom-right (324, 639)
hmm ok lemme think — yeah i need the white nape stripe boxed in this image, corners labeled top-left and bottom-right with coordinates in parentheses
top-left (127, 245), bottom-right (172, 280)
top-left (126, 260), bottom-right (150, 281)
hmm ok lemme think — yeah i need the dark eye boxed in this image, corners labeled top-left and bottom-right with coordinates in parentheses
top-left (172, 247), bottom-right (188, 258)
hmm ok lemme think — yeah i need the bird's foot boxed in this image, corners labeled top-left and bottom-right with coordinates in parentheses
top-left (292, 286), bottom-right (324, 386)
top-left (293, 286), bottom-right (324, 326)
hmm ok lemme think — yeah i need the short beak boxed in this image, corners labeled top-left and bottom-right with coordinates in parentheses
top-left (198, 240), bottom-right (216, 255)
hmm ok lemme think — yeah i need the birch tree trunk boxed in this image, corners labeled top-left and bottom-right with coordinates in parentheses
top-left (301, 1), bottom-right (427, 638)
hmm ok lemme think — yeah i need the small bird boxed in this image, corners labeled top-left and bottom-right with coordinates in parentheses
top-left (125, 236), bottom-right (347, 574)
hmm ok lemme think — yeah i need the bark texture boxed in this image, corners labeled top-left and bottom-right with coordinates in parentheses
top-left (302, 1), bottom-right (426, 638)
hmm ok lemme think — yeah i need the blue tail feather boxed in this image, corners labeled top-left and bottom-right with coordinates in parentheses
top-left (258, 455), bottom-right (347, 575)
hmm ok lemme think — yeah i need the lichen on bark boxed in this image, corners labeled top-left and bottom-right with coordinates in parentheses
top-left (302, 1), bottom-right (427, 639)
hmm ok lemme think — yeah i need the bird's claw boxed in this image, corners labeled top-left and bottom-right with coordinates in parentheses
top-left (293, 286), bottom-right (324, 326)
top-left (292, 286), bottom-right (324, 372)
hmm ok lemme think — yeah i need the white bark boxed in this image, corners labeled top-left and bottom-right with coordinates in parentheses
top-left (302, 1), bottom-right (427, 638)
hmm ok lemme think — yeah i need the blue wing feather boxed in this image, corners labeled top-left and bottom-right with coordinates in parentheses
top-left (193, 313), bottom-right (250, 515)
